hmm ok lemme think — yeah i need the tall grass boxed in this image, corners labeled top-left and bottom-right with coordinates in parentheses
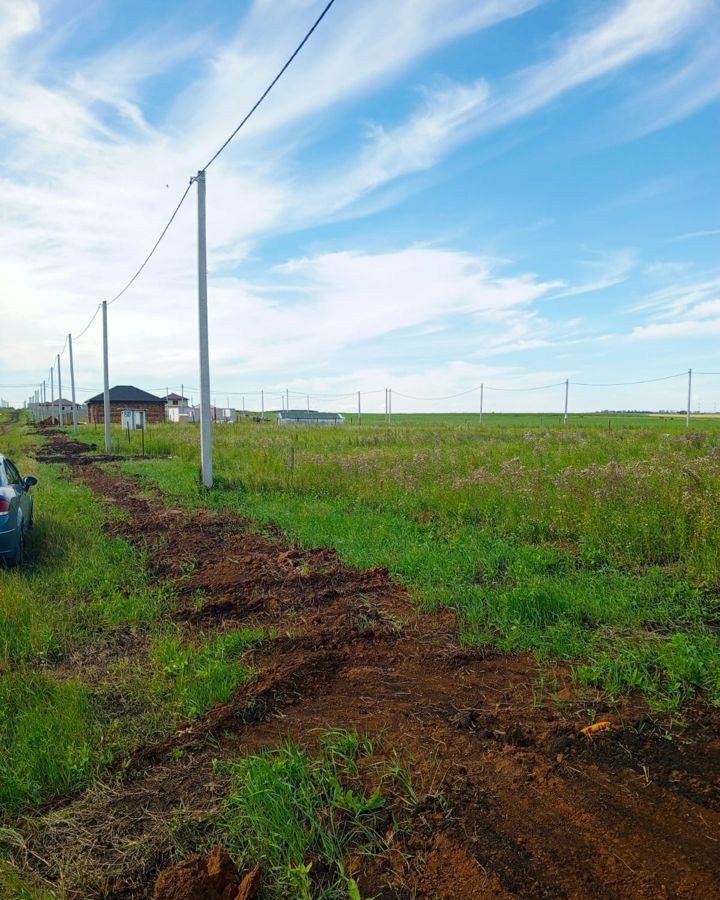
top-left (0, 673), bottom-right (93, 815)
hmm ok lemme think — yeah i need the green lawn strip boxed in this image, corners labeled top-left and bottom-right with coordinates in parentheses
top-left (169, 730), bottom-right (415, 900)
top-left (113, 427), bottom-right (720, 711)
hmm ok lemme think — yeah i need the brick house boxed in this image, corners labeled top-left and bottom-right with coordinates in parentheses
top-left (86, 386), bottom-right (166, 425)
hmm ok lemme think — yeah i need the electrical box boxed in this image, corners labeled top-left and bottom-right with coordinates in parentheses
top-left (121, 409), bottom-right (146, 430)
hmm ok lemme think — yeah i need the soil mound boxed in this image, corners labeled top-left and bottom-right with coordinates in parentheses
top-left (153, 848), bottom-right (261, 900)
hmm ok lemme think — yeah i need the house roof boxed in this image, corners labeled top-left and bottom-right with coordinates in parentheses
top-left (278, 409), bottom-right (344, 420)
top-left (40, 399), bottom-right (78, 407)
top-left (86, 385), bottom-right (165, 405)
top-left (164, 392), bottom-right (188, 401)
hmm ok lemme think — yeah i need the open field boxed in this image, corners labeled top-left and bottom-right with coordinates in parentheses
top-left (1, 412), bottom-right (719, 898)
top-left (80, 413), bottom-right (720, 709)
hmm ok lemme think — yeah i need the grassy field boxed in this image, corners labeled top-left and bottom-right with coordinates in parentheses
top-left (3, 410), bottom-right (720, 896)
top-left (73, 413), bottom-right (720, 712)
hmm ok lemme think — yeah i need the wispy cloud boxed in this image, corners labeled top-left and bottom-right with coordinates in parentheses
top-left (670, 228), bottom-right (720, 242)
top-left (549, 250), bottom-right (637, 299)
top-left (627, 275), bottom-right (720, 341)
top-left (0, 0), bottom-right (717, 403)
top-left (327, 0), bottom-right (713, 211)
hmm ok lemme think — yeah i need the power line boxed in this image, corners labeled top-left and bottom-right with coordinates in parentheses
top-left (74, 304), bottom-right (102, 342)
top-left (487, 381), bottom-right (566, 393)
top-left (107, 181), bottom-right (194, 307)
top-left (203, 0), bottom-right (339, 170)
top-left (51, 0), bottom-right (338, 355)
top-left (572, 372), bottom-right (686, 387)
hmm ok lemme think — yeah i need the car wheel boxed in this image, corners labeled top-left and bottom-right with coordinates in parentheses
top-left (10, 527), bottom-right (24, 568)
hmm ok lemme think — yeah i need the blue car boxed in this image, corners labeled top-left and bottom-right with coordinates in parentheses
top-left (0, 454), bottom-right (37, 567)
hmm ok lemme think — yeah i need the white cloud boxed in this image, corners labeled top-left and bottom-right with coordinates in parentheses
top-left (626, 275), bottom-right (720, 341)
top-left (549, 250), bottom-right (637, 299)
top-left (0, 0), bottom-right (717, 406)
top-left (618, 23), bottom-right (720, 137)
top-left (629, 319), bottom-right (720, 340)
top-left (303, 79), bottom-right (491, 216)
top-left (670, 228), bottom-right (720, 242)
top-left (0, 0), bottom-right (39, 51)
top-left (208, 247), bottom-right (561, 375)
top-left (319, 0), bottom-right (712, 212)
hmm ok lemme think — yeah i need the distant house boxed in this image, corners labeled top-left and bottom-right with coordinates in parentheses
top-left (168, 406), bottom-right (192, 424)
top-left (39, 398), bottom-right (82, 414)
top-left (164, 392), bottom-right (188, 408)
top-left (277, 409), bottom-right (345, 426)
top-left (86, 386), bottom-right (166, 425)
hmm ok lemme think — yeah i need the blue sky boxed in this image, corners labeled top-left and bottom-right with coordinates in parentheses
top-left (1, 0), bottom-right (719, 412)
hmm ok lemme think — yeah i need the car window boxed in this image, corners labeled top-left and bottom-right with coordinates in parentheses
top-left (4, 459), bottom-right (22, 485)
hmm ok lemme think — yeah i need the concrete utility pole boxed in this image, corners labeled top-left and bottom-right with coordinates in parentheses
top-left (68, 333), bottom-right (78, 432)
top-left (57, 353), bottom-right (64, 426)
top-left (686, 368), bottom-right (692, 429)
top-left (261, 389), bottom-right (264, 418)
top-left (388, 388), bottom-right (392, 424)
top-left (563, 378), bottom-right (569, 425)
top-left (480, 383), bottom-right (484, 425)
top-left (286, 388), bottom-right (289, 411)
top-left (102, 300), bottom-right (111, 452)
top-left (50, 367), bottom-right (54, 425)
top-left (357, 390), bottom-right (361, 425)
top-left (307, 394), bottom-right (310, 412)
top-left (384, 388), bottom-right (387, 423)
top-left (42, 380), bottom-right (46, 405)
top-left (195, 170), bottom-right (213, 487)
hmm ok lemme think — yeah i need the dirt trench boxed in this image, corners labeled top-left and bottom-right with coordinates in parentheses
top-left (21, 431), bottom-right (720, 898)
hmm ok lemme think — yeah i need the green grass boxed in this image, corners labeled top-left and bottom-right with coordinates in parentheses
top-left (0, 673), bottom-right (94, 816)
top-left (73, 416), bottom-right (720, 711)
top-left (171, 731), bottom-right (414, 899)
top-left (0, 859), bottom-right (55, 900)
top-left (150, 627), bottom-right (264, 718)
top-left (0, 418), bottom-right (264, 817)
top-left (0, 464), bottom-right (171, 667)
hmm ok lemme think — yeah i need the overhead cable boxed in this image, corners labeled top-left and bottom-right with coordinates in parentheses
top-left (203, 0), bottom-right (339, 170)
top-left (572, 372), bottom-right (686, 387)
top-left (107, 182), bottom-right (194, 307)
top-left (73, 304), bottom-right (102, 342)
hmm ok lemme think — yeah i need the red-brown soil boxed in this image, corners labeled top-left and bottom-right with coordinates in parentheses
top-left (22, 430), bottom-right (720, 898)
top-left (152, 848), bottom-right (261, 900)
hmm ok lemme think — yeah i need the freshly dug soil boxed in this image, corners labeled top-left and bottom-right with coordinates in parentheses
top-left (23, 430), bottom-right (720, 898)
top-left (152, 848), bottom-right (261, 900)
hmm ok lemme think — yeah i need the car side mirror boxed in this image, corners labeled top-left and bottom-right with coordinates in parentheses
top-left (23, 476), bottom-right (38, 490)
